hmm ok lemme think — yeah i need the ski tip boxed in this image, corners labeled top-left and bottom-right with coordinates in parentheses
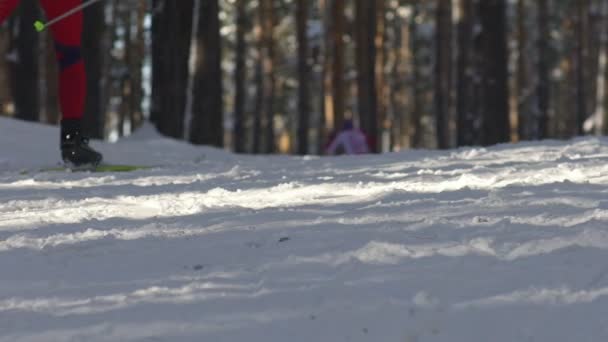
top-left (34, 21), bottom-right (46, 32)
top-left (95, 164), bottom-right (150, 173)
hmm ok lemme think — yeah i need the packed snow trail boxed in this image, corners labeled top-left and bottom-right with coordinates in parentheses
top-left (2, 117), bottom-right (608, 341)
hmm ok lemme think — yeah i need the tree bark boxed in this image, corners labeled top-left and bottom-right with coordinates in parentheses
top-left (394, 11), bottom-right (413, 150)
top-left (14, 0), bottom-right (40, 122)
top-left (456, 0), bottom-right (475, 146)
top-left (83, 0), bottom-right (107, 138)
top-left (331, 0), bottom-right (345, 131)
top-left (575, 0), bottom-right (589, 135)
top-left (434, 0), bottom-right (452, 149)
top-left (410, 4), bottom-right (423, 148)
top-left (478, 0), bottom-right (510, 146)
top-left (537, 0), bottom-right (550, 139)
top-left (0, 21), bottom-right (13, 116)
top-left (233, 0), bottom-right (247, 153)
top-left (355, 0), bottom-right (378, 151)
top-left (150, 0), bottom-right (163, 125)
top-left (252, 62), bottom-right (263, 153)
top-left (600, 0), bottom-right (608, 136)
top-left (322, 0), bottom-right (345, 137)
top-left (129, 0), bottom-right (146, 131)
top-left (151, 0), bottom-right (194, 139)
top-left (190, 0), bottom-right (223, 147)
top-left (516, 0), bottom-right (528, 141)
top-left (259, 0), bottom-right (276, 153)
top-left (296, 0), bottom-right (310, 155)
top-left (375, 0), bottom-right (388, 152)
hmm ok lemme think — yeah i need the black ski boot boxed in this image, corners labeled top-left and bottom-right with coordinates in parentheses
top-left (60, 119), bottom-right (103, 167)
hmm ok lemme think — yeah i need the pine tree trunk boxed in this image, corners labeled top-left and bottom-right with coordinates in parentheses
top-left (317, 0), bottom-right (327, 154)
top-left (83, 1), bottom-right (107, 138)
top-left (151, 0), bottom-right (194, 139)
top-left (150, 0), bottom-right (163, 125)
top-left (410, 5), bottom-right (423, 148)
top-left (478, 0), bottom-right (510, 146)
top-left (394, 13), bottom-right (413, 150)
top-left (375, 0), bottom-right (388, 152)
top-left (516, 0), bottom-right (528, 141)
top-left (296, 0), bottom-right (310, 155)
top-left (355, 0), bottom-right (378, 151)
top-left (190, 0), bottom-right (223, 147)
top-left (600, 0), bottom-right (608, 136)
top-left (252, 11), bottom-right (264, 154)
top-left (252, 62), bottom-right (263, 154)
top-left (233, 0), bottom-right (247, 153)
top-left (129, 0), bottom-right (146, 131)
top-left (575, 0), bottom-right (589, 135)
top-left (537, 0), bottom-right (550, 139)
top-left (331, 0), bottom-right (345, 131)
top-left (14, 0), bottom-right (40, 122)
top-left (0, 22), bottom-right (12, 116)
top-left (117, 1), bottom-right (128, 138)
top-left (260, 0), bottom-right (276, 153)
top-left (434, 0), bottom-right (452, 149)
top-left (456, 0), bottom-right (475, 146)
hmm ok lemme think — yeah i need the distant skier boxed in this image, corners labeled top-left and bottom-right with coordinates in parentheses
top-left (325, 119), bottom-right (371, 155)
top-left (1, 0), bottom-right (102, 166)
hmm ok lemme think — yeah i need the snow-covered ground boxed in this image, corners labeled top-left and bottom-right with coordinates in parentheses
top-left (2, 116), bottom-right (608, 341)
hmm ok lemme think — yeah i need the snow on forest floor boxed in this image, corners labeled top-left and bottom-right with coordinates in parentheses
top-left (2, 116), bottom-right (608, 341)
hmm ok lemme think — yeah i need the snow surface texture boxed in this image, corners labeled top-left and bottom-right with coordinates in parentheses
top-left (2, 116), bottom-right (608, 341)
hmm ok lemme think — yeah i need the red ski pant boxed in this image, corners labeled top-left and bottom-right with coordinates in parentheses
top-left (0, 0), bottom-right (85, 120)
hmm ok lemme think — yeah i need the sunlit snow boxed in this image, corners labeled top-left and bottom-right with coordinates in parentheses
top-left (2, 117), bottom-right (608, 341)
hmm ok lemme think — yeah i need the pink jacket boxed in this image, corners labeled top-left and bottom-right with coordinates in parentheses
top-left (326, 129), bottom-right (370, 155)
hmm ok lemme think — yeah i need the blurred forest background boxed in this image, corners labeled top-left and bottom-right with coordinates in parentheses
top-left (0, 0), bottom-right (607, 155)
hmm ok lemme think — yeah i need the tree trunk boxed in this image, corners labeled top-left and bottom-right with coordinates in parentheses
top-left (434, 0), bottom-right (452, 149)
top-left (600, 0), bottom-right (608, 136)
top-left (150, 0), bottom-right (163, 125)
top-left (117, 0), bottom-right (128, 138)
top-left (14, 0), bottom-right (40, 122)
top-left (375, 0), bottom-right (388, 152)
top-left (322, 0), bottom-right (345, 138)
top-left (456, 0), bottom-right (475, 146)
top-left (537, 0), bottom-right (550, 139)
top-left (190, 0), bottom-right (223, 147)
top-left (260, 0), bottom-right (276, 153)
top-left (317, 0), bottom-right (327, 154)
top-left (252, 8), bottom-right (264, 154)
top-left (410, 5), bottom-right (423, 148)
top-left (129, 0), bottom-right (146, 131)
top-left (83, 1), bottom-right (107, 138)
top-left (478, 0), bottom-right (510, 146)
top-left (252, 60), bottom-right (263, 154)
top-left (296, 0), bottom-right (310, 155)
top-left (575, 0), bottom-right (589, 135)
top-left (331, 0), bottom-right (345, 131)
top-left (233, 0), bottom-right (247, 153)
top-left (151, 0), bottom-right (194, 139)
top-left (516, 0), bottom-right (528, 141)
top-left (0, 21), bottom-right (13, 116)
top-left (355, 0), bottom-right (378, 151)
top-left (394, 11), bottom-right (413, 150)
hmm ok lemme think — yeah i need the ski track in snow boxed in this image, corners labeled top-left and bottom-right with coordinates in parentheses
top-left (2, 118), bottom-right (608, 341)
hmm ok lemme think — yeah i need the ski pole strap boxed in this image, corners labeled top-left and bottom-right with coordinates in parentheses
top-left (34, 0), bottom-right (105, 32)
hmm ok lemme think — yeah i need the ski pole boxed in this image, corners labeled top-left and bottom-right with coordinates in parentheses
top-left (34, 0), bottom-right (105, 32)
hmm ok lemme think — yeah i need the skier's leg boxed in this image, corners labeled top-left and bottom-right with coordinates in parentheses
top-left (39, 0), bottom-right (86, 121)
top-left (40, 0), bottom-right (102, 166)
top-left (0, 0), bottom-right (20, 24)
